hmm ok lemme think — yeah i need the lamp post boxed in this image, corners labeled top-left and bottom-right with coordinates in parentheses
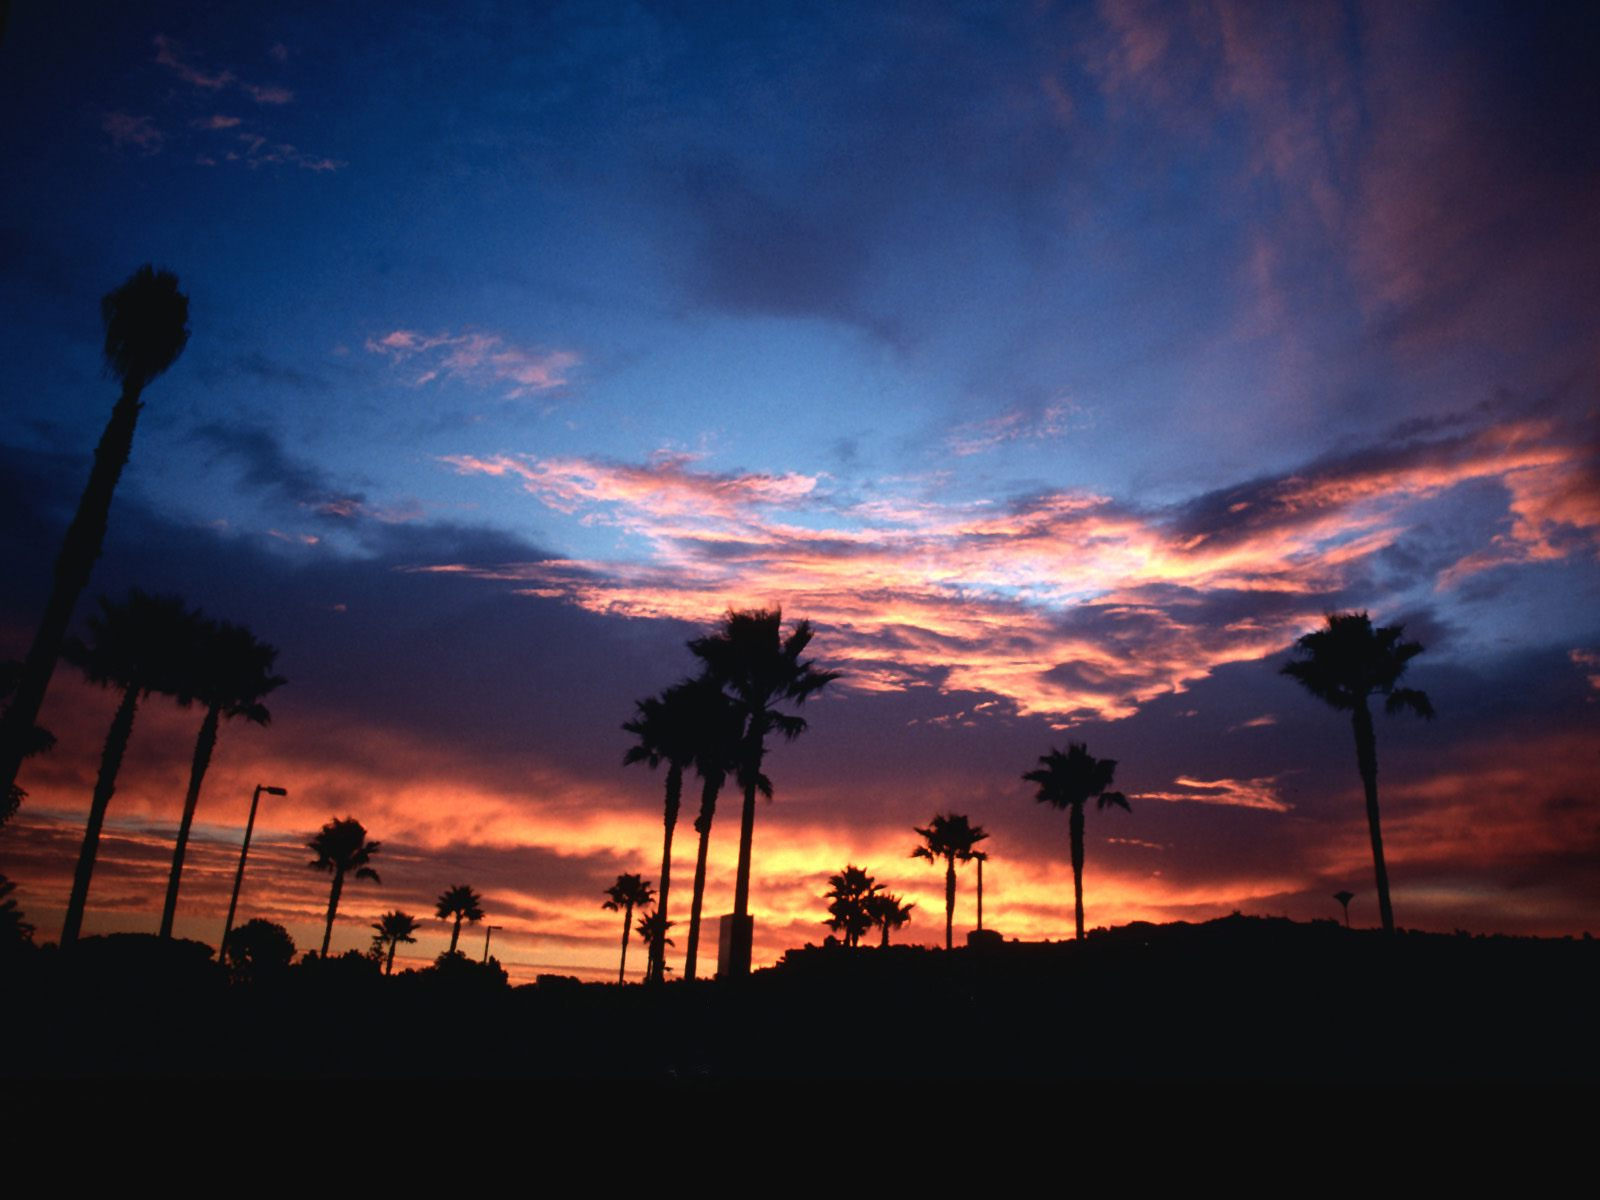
top-left (219, 783), bottom-right (286, 961)
top-left (482, 924), bottom-right (502, 963)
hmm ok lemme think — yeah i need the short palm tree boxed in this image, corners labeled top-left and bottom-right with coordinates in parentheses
top-left (371, 910), bottom-right (420, 974)
top-left (307, 817), bottom-right (381, 956)
top-left (1283, 612), bottom-right (1433, 935)
top-left (865, 890), bottom-right (915, 947)
top-left (0, 266), bottom-right (189, 808)
top-left (59, 591), bottom-right (195, 944)
top-left (602, 873), bottom-right (653, 984)
top-left (623, 681), bottom-right (701, 983)
top-left (636, 910), bottom-right (675, 971)
top-left (912, 813), bottom-right (989, 950)
top-left (1024, 743), bottom-right (1130, 939)
top-left (435, 884), bottom-right (485, 956)
top-left (680, 672), bottom-right (749, 982)
top-left (688, 609), bottom-right (839, 976)
top-left (1333, 890), bottom-right (1355, 928)
top-left (823, 865), bottom-right (882, 948)
top-left (1, 661), bottom-right (56, 827)
top-left (158, 618), bottom-right (285, 939)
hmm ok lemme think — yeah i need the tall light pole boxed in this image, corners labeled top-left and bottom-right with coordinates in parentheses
top-left (482, 924), bottom-right (502, 963)
top-left (219, 783), bottom-right (286, 961)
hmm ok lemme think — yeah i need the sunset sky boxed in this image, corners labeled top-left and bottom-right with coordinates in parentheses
top-left (2, 1), bottom-right (1596, 981)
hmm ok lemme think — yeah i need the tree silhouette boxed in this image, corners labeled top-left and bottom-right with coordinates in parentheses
top-left (1283, 612), bottom-right (1433, 935)
top-left (0, 266), bottom-right (189, 808)
top-left (680, 672), bottom-right (749, 982)
top-left (636, 909), bottom-right (674, 972)
top-left (823, 865), bottom-right (882, 948)
top-left (158, 618), bottom-right (284, 939)
top-left (307, 817), bottom-right (381, 957)
top-left (0, 874), bottom-right (34, 947)
top-left (912, 814), bottom-right (989, 950)
top-left (688, 608), bottom-right (838, 976)
top-left (602, 873), bottom-right (653, 984)
top-left (1333, 890), bottom-right (1355, 928)
top-left (371, 910), bottom-right (420, 974)
top-left (1, 661), bottom-right (56, 827)
top-left (224, 917), bottom-right (296, 978)
top-left (59, 591), bottom-right (195, 944)
top-left (1024, 743), bottom-right (1129, 940)
top-left (435, 885), bottom-right (485, 956)
top-left (623, 681), bottom-right (700, 983)
top-left (865, 890), bottom-right (915, 947)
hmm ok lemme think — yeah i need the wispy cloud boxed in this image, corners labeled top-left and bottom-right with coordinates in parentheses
top-left (153, 35), bottom-right (294, 105)
top-left (367, 330), bottom-right (579, 397)
top-left (947, 400), bottom-right (1085, 456)
top-left (1134, 775), bottom-right (1290, 813)
top-left (101, 112), bottom-right (163, 153)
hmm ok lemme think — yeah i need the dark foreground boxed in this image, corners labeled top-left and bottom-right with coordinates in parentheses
top-left (5, 916), bottom-right (1595, 1079)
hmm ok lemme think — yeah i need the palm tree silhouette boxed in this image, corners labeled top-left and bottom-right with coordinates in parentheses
top-left (623, 681), bottom-right (700, 983)
top-left (1, 662), bottom-right (56, 827)
top-left (1333, 890), bottom-right (1355, 928)
top-left (636, 909), bottom-right (675, 971)
top-left (158, 618), bottom-right (284, 939)
top-left (680, 673), bottom-right (748, 982)
top-left (371, 910), bottom-right (420, 974)
top-left (823, 864), bottom-right (881, 948)
top-left (307, 817), bottom-right (381, 957)
top-left (0, 267), bottom-right (189, 808)
top-left (865, 890), bottom-right (915, 947)
top-left (1024, 743), bottom-right (1129, 940)
top-left (688, 608), bottom-right (839, 976)
top-left (603, 873), bottom-right (653, 984)
top-left (912, 813), bottom-right (989, 950)
top-left (1283, 612), bottom-right (1433, 935)
top-left (59, 591), bottom-right (195, 944)
top-left (435, 884), bottom-right (485, 956)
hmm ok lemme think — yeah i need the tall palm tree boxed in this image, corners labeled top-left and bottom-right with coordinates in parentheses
top-left (1024, 743), bottom-right (1130, 940)
top-left (865, 890), bottom-right (915, 947)
top-left (307, 816), bottom-right (381, 956)
top-left (688, 608), bottom-right (839, 976)
top-left (435, 884), bottom-right (485, 956)
top-left (823, 864), bottom-right (881, 948)
top-left (602, 873), bottom-right (653, 984)
top-left (623, 681), bottom-right (700, 983)
top-left (158, 618), bottom-right (284, 939)
top-left (59, 591), bottom-right (195, 944)
top-left (0, 267), bottom-right (189, 808)
top-left (1283, 612), bottom-right (1433, 935)
top-left (371, 910), bottom-right (420, 974)
top-left (680, 672), bottom-right (748, 982)
top-left (912, 813), bottom-right (989, 950)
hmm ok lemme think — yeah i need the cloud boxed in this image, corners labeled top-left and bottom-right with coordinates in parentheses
top-left (367, 330), bottom-right (578, 397)
top-left (1134, 775), bottom-right (1290, 813)
top-left (101, 112), bottom-right (163, 154)
top-left (153, 34), bottom-right (294, 105)
top-left (193, 421), bottom-right (384, 523)
top-left (947, 400), bottom-right (1085, 457)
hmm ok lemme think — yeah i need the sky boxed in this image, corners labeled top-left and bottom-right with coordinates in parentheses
top-left (2, 0), bottom-right (1596, 981)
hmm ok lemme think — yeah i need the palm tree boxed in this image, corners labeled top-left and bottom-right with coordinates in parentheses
top-left (158, 618), bottom-right (284, 939)
top-left (623, 681), bottom-right (701, 983)
top-left (823, 865), bottom-right (881, 948)
top-left (602, 873), bottom-right (653, 984)
top-left (680, 672), bottom-right (748, 982)
top-left (636, 910), bottom-right (675, 971)
top-left (0, 267), bottom-right (189, 809)
top-left (1283, 612), bottom-right (1433, 935)
top-left (688, 608), bottom-right (839, 976)
top-left (1024, 743), bottom-right (1130, 940)
top-left (912, 814), bottom-right (989, 949)
top-left (59, 591), bottom-right (195, 944)
top-left (1, 662), bottom-right (56, 828)
top-left (865, 890), bottom-right (915, 947)
top-left (371, 910), bottom-right (420, 974)
top-left (973, 849), bottom-right (989, 932)
top-left (435, 884), bottom-right (485, 956)
top-left (1333, 890), bottom-right (1355, 928)
top-left (307, 817), bottom-right (381, 956)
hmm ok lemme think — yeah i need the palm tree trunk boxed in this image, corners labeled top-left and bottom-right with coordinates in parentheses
top-left (977, 857), bottom-right (984, 932)
top-left (617, 902), bottom-right (633, 984)
top-left (450, 913), bottom-right (463, 954)
top-left (650, 762), bottom-right (682, 983)
top-left (385, 940), bottom-right (397, 975)
top-left (1352, 702), bottom-right (1395, 934)
top-left (0, 386), bottom-right (142, 809)
top-left (321, 869), bottom-right (344, 956)
top-left (880, 921), bottom-right (890, 948)
top-left (944, 857), bottom-right (955, 950)
top-left (727, 743), bottom-right (762, 977)
top-left (61, 681), bottom-right (140, 944)
top-left (683, 773), bottom-right (720, 981)
top-left (1070, 802), bottom-right (1085, 939)
top-left (159, 700), bottom-right (220, 939)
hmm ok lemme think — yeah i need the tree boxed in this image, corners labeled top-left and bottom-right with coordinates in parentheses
top-left (0, 266), bottom-right (189, 809)
top-left (1024, 743), bottom-right (1130, 940)
top-left (1283, 612), bottom-right (1433, 935)
top-left (865, 890), bottom-right (915, 947)
top-left (912, 813), bottom-right (989, 950)
top-left (435, 885), bottom-right (484, 956)
top-left (636, 909), bottom-right (675, 972)
top-left (688, 609), bottom-right (839, 976)
top-left (1333, 890), bottom-right (1355, 928)
top-left (370, 910), bottom-right (420, 974)
top-left (224, 917), bottom-right (296, 978)
top-left (823, 864), bottom-right (881, 948)
top-left (602, 873), bottom-right (653, 984)
top-left (1, 661), bottom-right (56, 827)
top-left (680, 672), bottom-right (749, 982)
top-left (623, 681), bottom-right (700, 983)
top-left (307, 817), bottom-right (381, 956)
top-left (59, 591), bottom-right (195, 944)
top-left (158, 618), bottom-right (285, 939)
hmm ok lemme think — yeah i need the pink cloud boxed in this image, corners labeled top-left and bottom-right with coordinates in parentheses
top-left (153, 34), bottom-right (294, 105)
top-left (367, 330), bottom-right (578, 396)
top-left (101, 112), bottom-right (163, 153)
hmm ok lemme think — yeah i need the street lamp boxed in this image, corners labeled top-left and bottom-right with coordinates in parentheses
top-left (482, 924), bottom-right (502, 963)
top-left (219, 783), bottom-right (287, 961)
